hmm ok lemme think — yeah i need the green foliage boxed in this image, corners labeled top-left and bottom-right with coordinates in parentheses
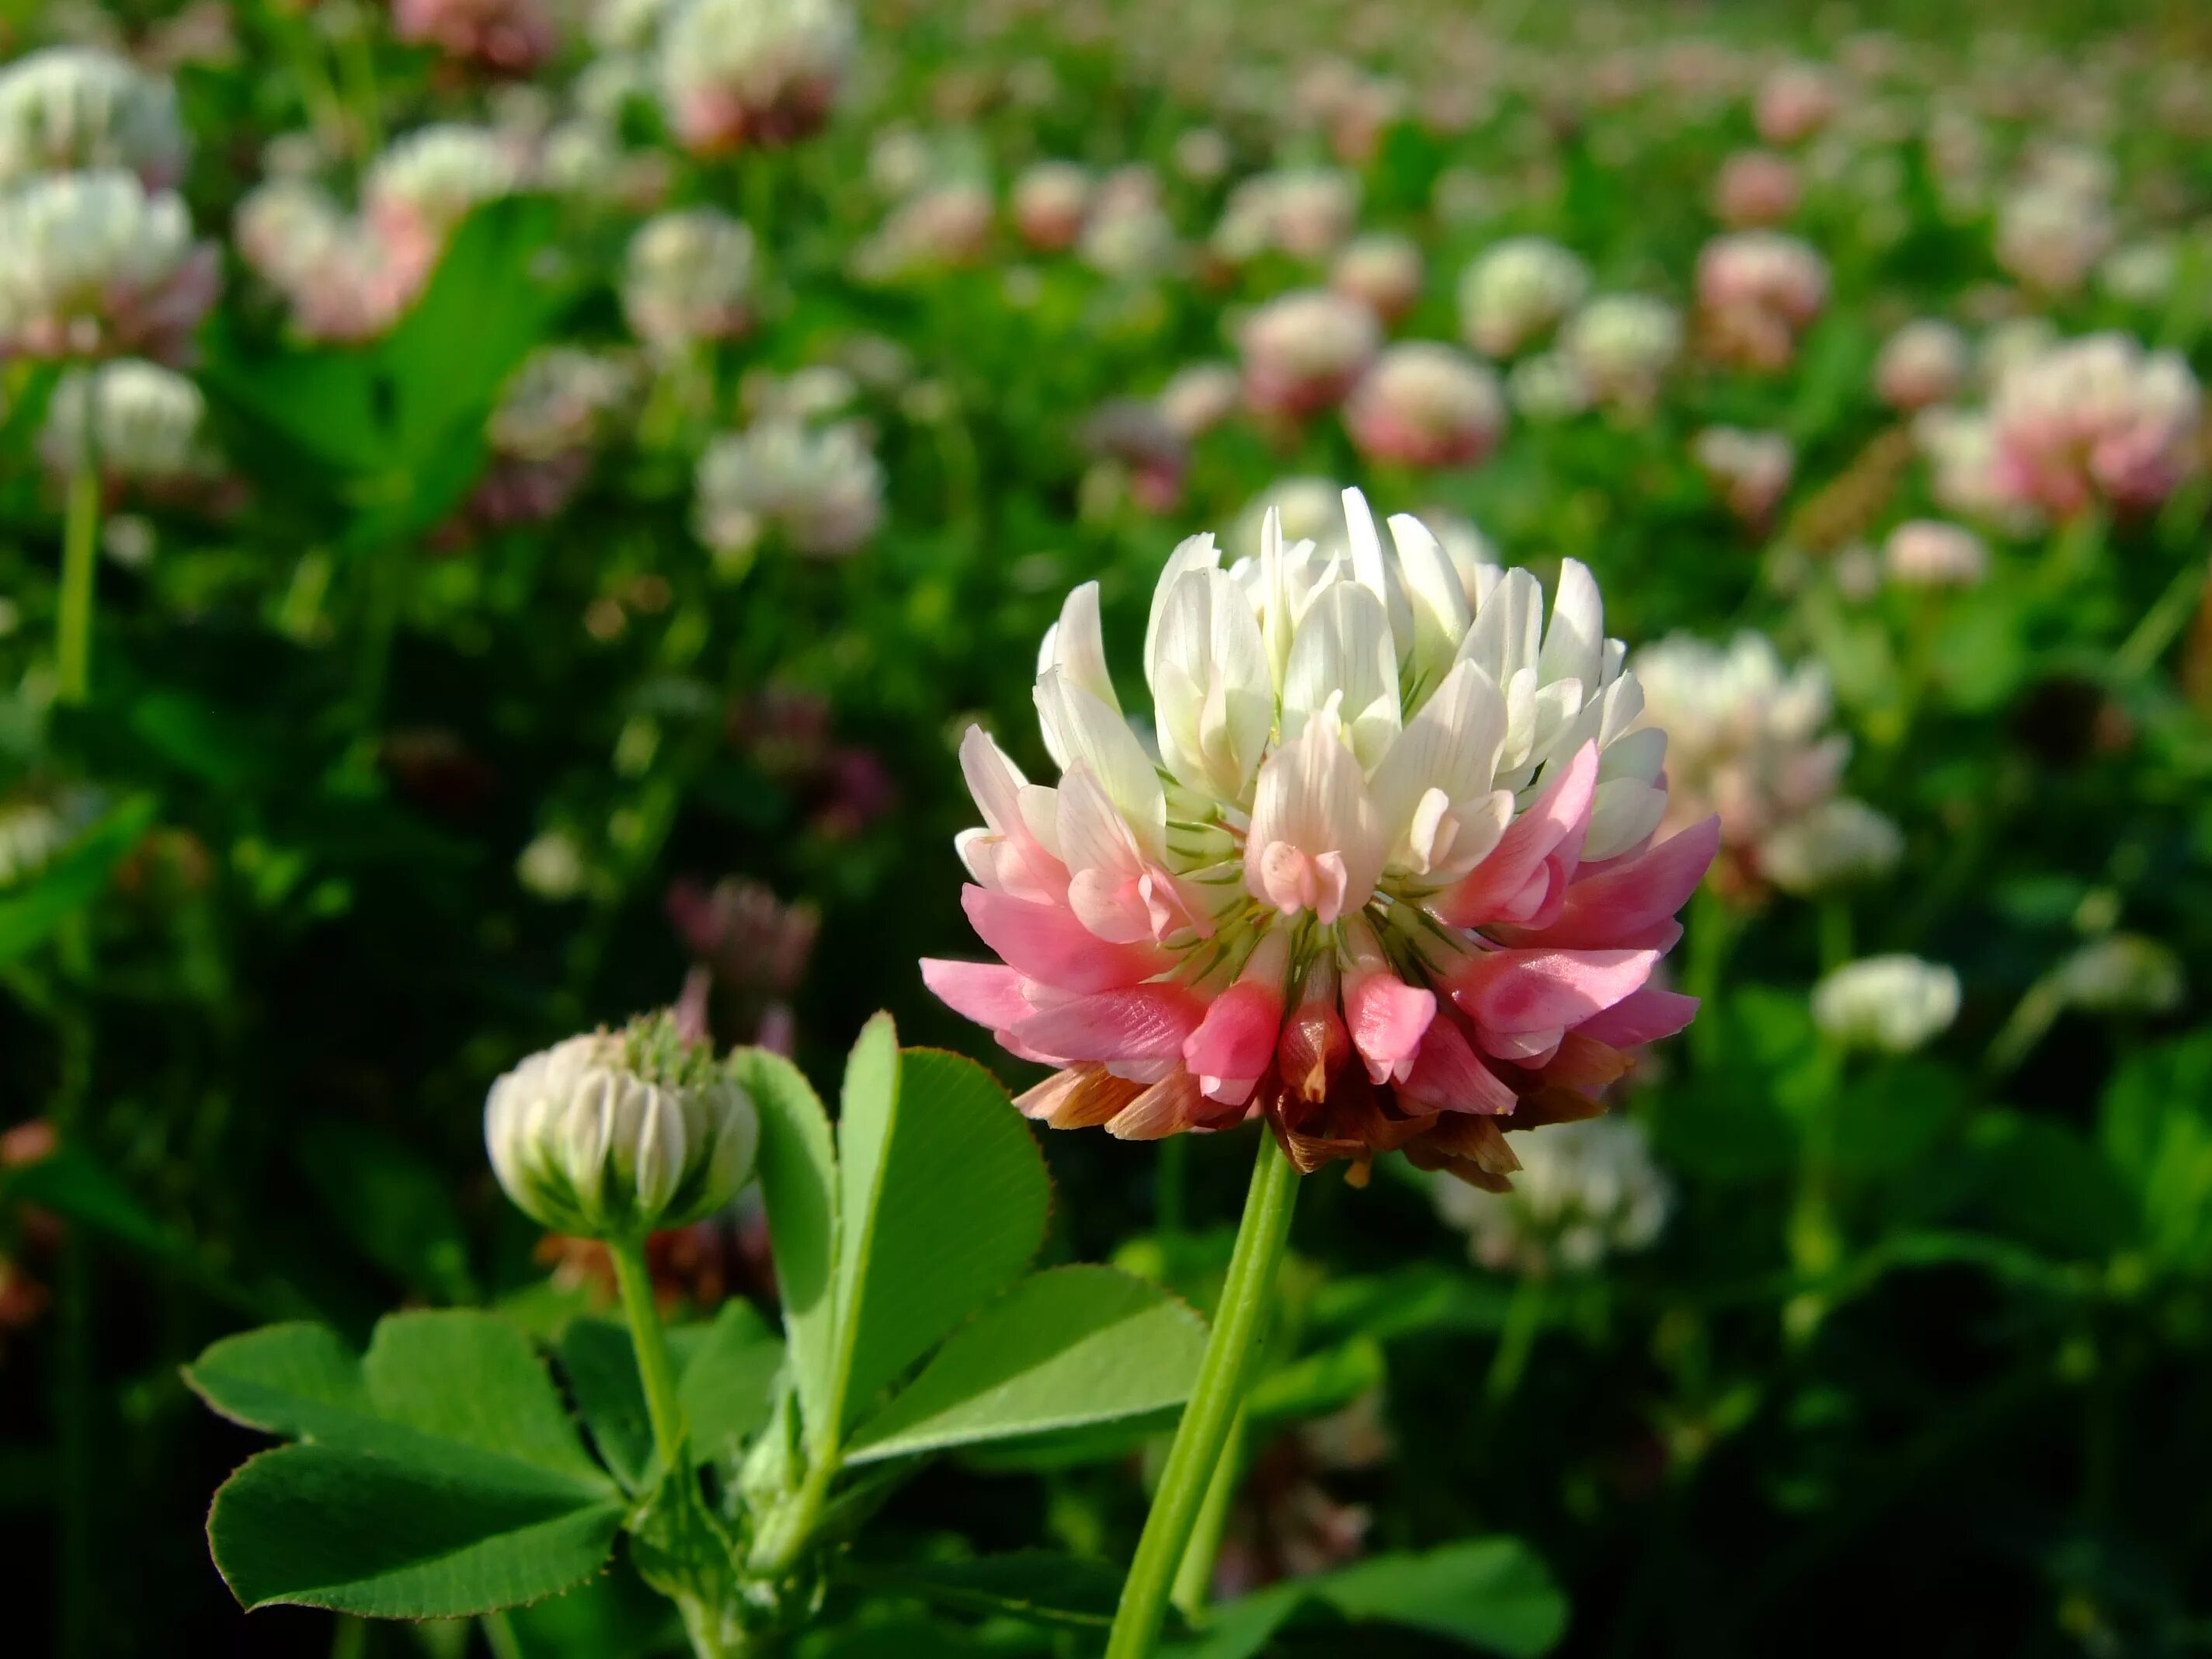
top-left (1164, 1539), bottom-right (1568, 1659)
top-left (190, 1313), bottom-right (625, 1616)
top-left (844, 1265), bottom-right (1207, 1462)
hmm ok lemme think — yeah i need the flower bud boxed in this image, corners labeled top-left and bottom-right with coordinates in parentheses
top-left (485, 1014), bottom-right (757, 1238)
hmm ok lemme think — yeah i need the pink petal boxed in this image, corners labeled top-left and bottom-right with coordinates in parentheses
top-left (1181, 981), bottom-right (1285, 1104)
top-left (1504, 816), bottom-right (1720, 951)
top-left (1399, 1017), bottom-right (1519, 1114)
top-left (962, 885), bottom-right (1169, 993)
top-left (920, 959), bottom-right (1035, 1030)
top-left (1011, 983), bottom-right (1209, 1063)
top-left (1433, 742), bottom-right (1599, 927)
top-left (1449, 947), bottom-right (1659, 1035)
top-left (1344, 969), bottom-right (1436, 1084)
top-left (1576, 986), bottom-right (1701, 1047)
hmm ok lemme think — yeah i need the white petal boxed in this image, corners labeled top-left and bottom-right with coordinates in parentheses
top-left (1598, 725), bottom-right (1667, 784)
top-left (1035, 669), bottom-right (1165, 858)
top-left (1283, 583), bottom-right (1401, 767)
top-left (1144, 531), bottom-right (1222, 668)
top-left (1367, 659), bottom-right (1507, 859)
top-left (1583, 777), bottom-right (1669, 861)
top-left (1537, 558), bottom-right (1605, 692)
top-left (1389, 512), bottom-right (1472, 701)
top-left (1045, 581), bottom-right (1118, 714)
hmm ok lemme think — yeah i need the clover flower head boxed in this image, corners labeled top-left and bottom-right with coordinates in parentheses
top-left (1883, 518), bottom-right (1988, 588)
top-left (622, 207), bottom-right (756, 351)
top-left (1434, 1114), bottom-right (1671, 1275)
top-left (1011, 159), bottom-right (1093, 252)
top-left (1713, 148), bottom-right (1800, 227)
top-left (1238, 288), bottom-right (1380, 423)
top-left (0, 46), bottom-right (186, 188)
top-left (1875, 318), bottom-right (1970, 412)
top-left (1630, 631), bottom-right (1847, 885)
top-left (1988, 332), bottom-right (2200, 517)
top-left (39, 358), bottom-right (215, 484)
top-left (924, 489), bottom-right (1716, 1181)
top-left (392, 0), bottom-right (555, 71)
top-left (1812, 955), bottom-right (1960, 1054)
top-left (657, 0), bottom-right (854, 155)
top-left (484, 1013), bottom-right (758, 1239)
top-left (1329, 231), bottom-right (1424, 324)
top-left (0, 169), bottom-right (217, 362)
top-left (1561, 294), bottom-right (1682, 409)
top-left (694, 417), bottom-right (885, 562)
top-left (1457, 237), bottom-right (1589, 357)
top-left (1212, 166), bottom-right (1360, 264)
top-left (1343, 342), bottom-right (1505, 471)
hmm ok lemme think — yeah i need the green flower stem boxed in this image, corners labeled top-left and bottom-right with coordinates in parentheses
top-left (610, 1239), bottom-right (690, 1477)
top-left (1168, 1407), bottom-right (1245, 1623)
top-left (1106, 1130), bottom-right (1299, 1659)
top-left (57, 464), bottom-right (100, 706)
top-left (613, 1240), bottom-right (742, 1659)
top-left (477, 1612), bottom-right (523, 1659)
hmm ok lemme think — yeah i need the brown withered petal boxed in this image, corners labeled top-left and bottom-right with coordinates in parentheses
top-left (1418, 1111), bottom-right (1523, 1177)
top-left (1508, 1085), bottom-right (1615, 1132)
top-left (1536, 1032), bottom-right (1635, 1094)
top-left (1403, 1139), bottom-right (1515, 1191)
top-left (1108, 1070), bottom-right (1208, 1140)
top-left (1017, 1065), bottom-right (1145, 1129)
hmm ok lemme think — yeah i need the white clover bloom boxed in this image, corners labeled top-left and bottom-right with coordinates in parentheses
top-left (39, 359), bottom-right (214, 482)
top-left (1212, 165), bottom-right (1360, 263)
top-left (1458, 237), bottom-right (1589, 357)
top-left (2099, 240), bottom-right (2180, 307)
top-left (591, 0), bottom-right (676, 53)
top-left (924, 489), bottom-right (1716, 1175)
top-left (1237, 288), bottom-right (1379, 420)
top-left (1011, 158), bottom-right (1093, 252)
top-left (489, 347), bottom-right (638, 463)
top-left (1508, 352), bottom-right (1592, 422)
top-left (1995, 181), bottom-right (2113, 294)
top-left (1344, 342), bottom-right (1505, 470)
top-left (485, 1015), bottom-right (758, 1238)
top-left (1988, 332), bottom-right (2202, 516)
top-left (622, 207), bottom-right (755, 352)
top-left (0, 46), bottom-right (186, 187)
top-left (657, 0), bottom-right (854, 155)
top-left (694, 418), bottom-right (884, 562)
top-left (1875, 318), bottom-right (1969, 412)
top-left (1631, 632), bottom-right (1846, 868)
top-left (1078, 166), bottom-right (1178, 281)
top-left (363, 123), bottom-right (526, 256)
top-left (1760, 798), bottom-right (1903, 895)
top-left (1330, 231), bottom-right (1424, 323)
top-left (1433, 1115), bottom-right (1671, 1276)
top-left (1812, 955), bottom-right (1960, 1054)
top-left (1883, 519), bottom-right (1988, 588)
top-left (2053, 934), bottom-right (2184, 1016)
top-left (1157, 361), bottom-right (1241, 438)
top-left (1560, 294), bottom-right (1681, 409)
top-left (0, 169), bottom-right (217, 361)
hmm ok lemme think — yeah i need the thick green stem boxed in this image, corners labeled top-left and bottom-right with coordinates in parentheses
top-left (1169, 1409), bottom-right (1245, 1622)
top-left (1106, 1130), bottom-right (1299, 1659)
top-left (57, 465), bottom-right (100, 706)
top-left (611, 1240), bottom-right (689, 1475)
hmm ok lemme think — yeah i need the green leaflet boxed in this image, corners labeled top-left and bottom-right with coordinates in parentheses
top-left (188, 1310), bottom-right (624, 1617)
